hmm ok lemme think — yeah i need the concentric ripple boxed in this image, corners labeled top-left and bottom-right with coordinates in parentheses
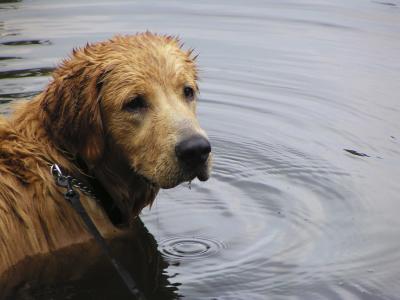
top-left (159, 237), bottom-right (225, 261)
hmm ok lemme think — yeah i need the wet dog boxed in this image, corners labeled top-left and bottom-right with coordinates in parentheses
top-left (0, 32), bottom-right (212, 274)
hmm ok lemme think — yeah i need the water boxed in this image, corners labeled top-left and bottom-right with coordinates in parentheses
top-left (1, 0), bottom-right (400, 299)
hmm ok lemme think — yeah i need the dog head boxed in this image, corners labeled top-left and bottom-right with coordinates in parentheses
top-left (42, 33), bottom-right (212, 193)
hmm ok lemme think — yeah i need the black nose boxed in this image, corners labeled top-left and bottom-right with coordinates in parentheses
top-left (175, 135), bottom-right (211, 166)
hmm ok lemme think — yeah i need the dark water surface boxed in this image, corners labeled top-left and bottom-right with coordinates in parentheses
top-left (1, 0), bottom-right (400, 299)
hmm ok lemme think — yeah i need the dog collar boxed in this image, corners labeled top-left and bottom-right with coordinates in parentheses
top-left (49, 163), bottom-right (145, 299)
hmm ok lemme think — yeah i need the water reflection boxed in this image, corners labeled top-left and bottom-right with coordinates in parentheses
top-left (1, 219), bottom-right (179, 300)
top-left (0, 56), bottom-right (22, 60)
top-left (0, 67), bottom-right (53, 79)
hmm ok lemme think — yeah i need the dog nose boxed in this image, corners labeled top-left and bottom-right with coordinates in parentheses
top-left (175, 135), bottom-right (211, 166)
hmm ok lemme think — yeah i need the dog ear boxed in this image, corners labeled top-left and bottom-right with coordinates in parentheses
top-left (42, 64), bottom-right (107, 165)
top-left (78, 68), bottom-right (106, 164)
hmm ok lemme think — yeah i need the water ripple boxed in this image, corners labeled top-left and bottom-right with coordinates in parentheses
top-left (160, 237), bottom-right (226, 261)
top-left (0, 67), bottom-right (54, 80)
top-left (0, 39), bottom-right (51, 46)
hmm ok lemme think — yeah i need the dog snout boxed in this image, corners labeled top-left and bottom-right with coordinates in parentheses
top-left (175, 135), bottom-right (211, 167)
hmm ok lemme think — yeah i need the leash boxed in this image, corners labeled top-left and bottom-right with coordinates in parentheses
top-left (50, 164), bottom-right (146, 300)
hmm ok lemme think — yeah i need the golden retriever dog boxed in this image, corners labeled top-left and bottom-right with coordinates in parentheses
top-left (0, 32), bottom-right (212, 275)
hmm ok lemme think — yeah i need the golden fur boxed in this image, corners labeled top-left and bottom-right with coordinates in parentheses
top-left (0, 32), bottom-right (211, 274)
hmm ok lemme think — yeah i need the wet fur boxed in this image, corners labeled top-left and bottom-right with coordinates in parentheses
top-left (0, 33), bottom-right (209, 274)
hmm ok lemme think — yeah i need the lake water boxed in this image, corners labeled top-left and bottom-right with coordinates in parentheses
top-left (1, 0), bottom-right (400, 299)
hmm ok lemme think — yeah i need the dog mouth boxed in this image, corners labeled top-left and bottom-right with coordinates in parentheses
top-left (140, 174), bottom-right (159, 189)
top-left (194, 166), bottom-right (210, 182)
top-left (130, 168), bottom-right (160, 190)
top-left (133, 156), bottom-right (212, 190)
top-left (164, 164), bottom-right (211, 189)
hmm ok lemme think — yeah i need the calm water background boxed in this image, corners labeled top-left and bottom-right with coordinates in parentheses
top-left (1, 0), bottom-right (400, 299)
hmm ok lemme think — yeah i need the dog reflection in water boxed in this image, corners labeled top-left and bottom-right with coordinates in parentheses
top-left (1, 219), bottom-right (179, 299)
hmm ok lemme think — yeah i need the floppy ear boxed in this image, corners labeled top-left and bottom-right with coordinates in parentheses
top-left (41, 63), bottom-right (106, 165)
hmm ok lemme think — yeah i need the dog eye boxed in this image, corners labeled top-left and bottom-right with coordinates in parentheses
top-left (125, 95), bottom-right (148, 112)
top-left (183, 86), bottom-right (195, 101)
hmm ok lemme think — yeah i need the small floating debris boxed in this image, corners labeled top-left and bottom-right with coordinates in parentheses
top-left (374, 1), bottom-right (397, 6)
top-left (344, 149), bottom-right (370, 157)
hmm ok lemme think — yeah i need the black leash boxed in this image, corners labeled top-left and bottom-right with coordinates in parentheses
top-left (50, 164), bottom-right (146, 300)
